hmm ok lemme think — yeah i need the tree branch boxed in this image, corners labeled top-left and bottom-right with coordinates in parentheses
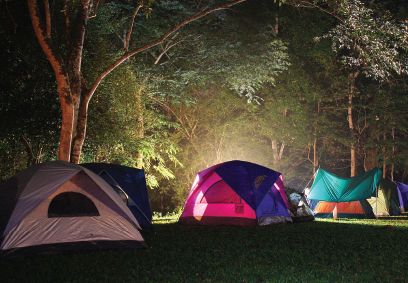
top-left (20, 137), bottom-right (35, 167)
top-left (89, 0), bottom-right (101, 19)
top-left (5, 1), bottom-right (18, 33)
top-left (44, 0), bottom-right (51, 37)
top-left (125, 4), bottom-right (143, 52)
top-left (88, 0), bottom-right (247, 100)
top-left (286, 0), bottom-right (344, 21)
top-left (154, 35), bottom-right (190, 65)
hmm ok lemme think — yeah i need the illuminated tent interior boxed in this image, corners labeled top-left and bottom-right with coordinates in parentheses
top-left (313, 200), bottom-right (375, 219)
top-left (179, 160), bottom-right (293, 226)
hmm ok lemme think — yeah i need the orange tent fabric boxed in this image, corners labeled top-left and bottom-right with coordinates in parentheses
top-left (313, 200), bottom-right (375, 219)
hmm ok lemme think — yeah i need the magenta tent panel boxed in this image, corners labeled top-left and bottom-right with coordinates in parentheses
top-left (179, 160), bottom-right (292, 225)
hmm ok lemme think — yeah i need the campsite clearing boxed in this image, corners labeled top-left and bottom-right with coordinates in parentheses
top-left (1, 218), bottom-right (408, 282)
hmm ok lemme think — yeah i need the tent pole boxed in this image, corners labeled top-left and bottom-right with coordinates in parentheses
top-left (376, 184), bottom-right (378, 219)
top-left (333, 203), bottom-right (338, 220)
top-left (303, 173), bottom-right (316, 194)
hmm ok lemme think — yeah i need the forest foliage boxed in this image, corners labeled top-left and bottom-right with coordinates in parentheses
top-left (1, 0), bottom-right (408, 213)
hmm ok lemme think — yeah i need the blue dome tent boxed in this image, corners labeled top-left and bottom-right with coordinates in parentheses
top-left (80, 163), bottom-right (153, 231)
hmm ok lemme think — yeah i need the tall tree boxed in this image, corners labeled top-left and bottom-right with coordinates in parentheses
top-left (27, 0), bottom-right (247, 163)
top-left (313, 0), bottom-right (408, 176)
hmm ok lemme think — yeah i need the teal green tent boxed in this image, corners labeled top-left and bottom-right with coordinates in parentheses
top-left (368, 178), bottom-right (401, 216)
top-left (308, 168), bottom-right (382, 202)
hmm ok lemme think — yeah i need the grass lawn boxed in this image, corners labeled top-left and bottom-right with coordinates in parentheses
top-left (1, 218), bottom-right (408, 282)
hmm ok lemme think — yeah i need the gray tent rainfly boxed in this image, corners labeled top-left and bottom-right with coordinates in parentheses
top-left (0, 161), bottom-right (147, 257)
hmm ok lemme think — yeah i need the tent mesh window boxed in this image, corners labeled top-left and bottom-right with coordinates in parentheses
top-left (200, 180), bottom-right (241, 204)
top-left (48, 192), bottom-right (100, 218)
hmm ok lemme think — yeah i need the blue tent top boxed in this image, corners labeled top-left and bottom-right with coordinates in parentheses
top-left (395, 182), bottom-right (408, 211)
top-left (80, 163), bottom-right (153, 231)
top-left (308, 168), bottom-right (382, 203)
top-left (214, 160), bottom-right (282, 212)
top-left (179, 160), bottom-right (292, 225)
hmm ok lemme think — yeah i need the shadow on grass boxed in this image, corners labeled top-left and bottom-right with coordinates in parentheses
top-left (1, 219), bottom-right (408, 282)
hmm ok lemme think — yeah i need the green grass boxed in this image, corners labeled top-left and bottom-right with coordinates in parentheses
top-left (1, 218), bottom-right (408, 282)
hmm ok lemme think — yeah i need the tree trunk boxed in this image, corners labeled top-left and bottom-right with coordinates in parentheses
top-left (68, 1), bottom-right (93, 164)
top-left (364, 147), bottom-right (377, 171)
top-left (28, 0), bottom-right (74, 162)
top-left (313, 139), bottom-right (318, 174)
top-left (311, 100), bottom-right (320, 175)
top-left (391, 127), bottom-right (395, 181)
top-left (348, 71), bottom-right (360, 177)
top-left (71, 92), bottom-right (92, 164)
top-left (271, 139), bottom-right (284, 169)
top-left (344, 72), bottom-right (360, 220)
top-left (348, 94), bottom-right (356, 177)
top-left (383, 132), bottom-right (387, 178)
top-left (136, 85), bottom-right (144, 169)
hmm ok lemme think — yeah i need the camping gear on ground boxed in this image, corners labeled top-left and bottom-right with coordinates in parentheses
top-left (368, 178), bottom-right (401, 216)
top-left (178, 160), bottom-right (293, 226)
top-left (284, 187), bottom-right (315, 222)
top-left (395, 182), bottom-right (408, 212)
top-left (0, 161), bottom-right (146, 257)
top-left (307, 168), bottom-right (382, 219)
top-left (80, 163), bottom-right (153, 231)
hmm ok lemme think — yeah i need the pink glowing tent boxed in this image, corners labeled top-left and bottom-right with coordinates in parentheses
top-left (178, 160), bottom-right (292, 226)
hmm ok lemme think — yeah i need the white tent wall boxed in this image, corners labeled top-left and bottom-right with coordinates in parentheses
top-left (4, 162), bottom-right (141, 237)
top-left (1, 171), bottom-right (144, 250)
top-left (4, 162), bottom-right (80, 236)
top-left (0, 161), bottom-right (146, 255)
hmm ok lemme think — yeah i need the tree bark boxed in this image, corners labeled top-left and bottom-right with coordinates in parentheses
top-left (348, 71), bottom-right (360, 177)
top-left (312, 100), bottom-right (321, 174)
top-left (69, 1), bottom-right (93, 164)
top-left (71, 91), bottom-right (92, 164)
top-left (391, 127), bottom-right (395, 181)
top-left (271, 139), bottom-right (284, 169)
top-left (136, 85), bottom-right (144, 169)
top-left (364, 147), bottom-right (377, 171)
top-left (313, 139), bottom-right (318, 174)
top-left (348, 94), bottom-right (356, 177)
top-left (382, 132), bottom-right (387, 178)
top-left (28, 0), bottom-right (74, 162)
